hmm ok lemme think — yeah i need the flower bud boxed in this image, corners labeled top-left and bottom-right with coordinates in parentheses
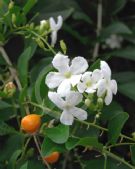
top-left (12, 13), bottom-right (16, 25)
top-left (36, 38), bottom-right (45, 49)
top-left (39, 20), bottom-right (49, 34)
top-left (60, 40), bottom-right (67, 54)
top-left (8, 1), bottom-right (14, 10)
top-left (97, 98), bottom-right (103, 110)
top-left (3, 82), bottom-right (16, 97)
top-left (85, 99), bottom-right (91, 107)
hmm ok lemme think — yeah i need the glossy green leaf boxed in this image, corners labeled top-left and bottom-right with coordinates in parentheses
top-left (66, 137), bottom-right (103, 150)
top-left (119, 82), bottom-right (135, 101)
top-left (130, 145), bottom-right (135, 165)
top-left (0, 121), bottom-right (17, 136)
top-left (45, 124), bottom-right (69, 144)
top-left (17, 41), bottom-right (37, 87)
top-left (41, 137), bottom-right (66, 156)
top-left (23, 0), bottom-right (37, 15)
top-left (108, 112), bottom-right (129, 144)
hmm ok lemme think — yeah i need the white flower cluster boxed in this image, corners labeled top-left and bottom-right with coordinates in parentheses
top-left (45, 53), bottom-right (117, 125)
top-left (40, 15), bottom-right (63, 47)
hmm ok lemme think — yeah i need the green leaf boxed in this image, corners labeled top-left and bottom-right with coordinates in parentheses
top-left (17, 41), bottom-right (37, 87)
top-left (45, 124), bottom-right (69, 144)
top-left (130, 145), bottom-right (135, 165)
top-left (0, 100), bottom-right (12, 110)
top-left (113, 71), bottom-right (135, 83)
top-left (110, 47), bottom-right (135, 61)
top-left (89, 59), bottom-right (101, 71)
top-left (34, 65), bottom-right (52, 104)
top-left (23, 0), bottom-right (37, 15)
top-left (41, 137), bottom-right (66, 156)
top-left (7, 150), bottom-right (22, 169)
top-left (0, 121), bottom-right (17, 136)
top-left (66, 137), bottom-right (103, 151)
top-left (101, 22), bottom-right (132, 39)
top-left (20, 159), bottom-right (45, 169)
top-left (108, 112), bottom-right (129, 144)
top-left (119, 82), bottom-right (135, 101)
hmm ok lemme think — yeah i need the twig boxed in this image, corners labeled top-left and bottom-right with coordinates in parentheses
top-left (33, 135), bottom-right (51, 169)
top-left (92, 0), bottom-right (102, 60)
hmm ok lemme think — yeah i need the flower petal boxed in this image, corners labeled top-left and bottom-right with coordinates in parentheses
top-left (45, 72), bottom-right (64, 88)
top-left (92, 69), bottom-right (103, 82)
top-left (48, 92), bottom-right (65, 109)
top-left (57, 79), bottom-right (71, 97)
top-left (52, 53), bottom-right (70, 73)
top-left (49, 17), bottom-right (56, 30)
top-left (111, 79), bottom-right (117, 94)
top-left (101, 61), bottom-right (111, 80)
top-left (51, 31), bottom-right (57, 46)
top-left (97, 79), bottom-right (106, 97)
top-left (66, 92), bottom-right (83, 106)
top-left (77, 82), bottom-right (86, 93)
top-left (70, 57), bottom-right (88, 74)
top-left (105, 89), bottom-right (113, 105)
top-left (60, 110), bottom-right (74, 125)
top-left (82, 71), bottom-right (92, 82)
top-left (85, 87), bottom-right (96, 94)
top-left (70, 107), bottom-right (87, 121)
top-left (70, 74), bottom-right (82, 87)
top-left (55, 15), bottom-right (63, 30)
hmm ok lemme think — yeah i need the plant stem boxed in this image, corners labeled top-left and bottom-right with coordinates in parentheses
top-left (33, 135), bottom-right (51, 169)
top-left (92, 0), bottom-right (102, 60)
top-left (0, 46), bottom-right (22, 90)
top-left (104, 150), bottom-right (135, 169)
top-left (103, 153), bottom-right (107, 169)
top-left (108, 142), bottom-right (135, 149)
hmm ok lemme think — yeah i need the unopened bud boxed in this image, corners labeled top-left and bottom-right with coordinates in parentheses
top-left (60, 40), bottom-right (67, 54)
top-left (39, 20), bottom-right (49, 34)
top-left (36, 38), bottom-right (45, 49)
top-left (8, 1), bottom-right (14, 10)
top-left (12, 13), bottom-right (16, 25)
top-left (85, 99), bottom-right (91, 107)
top-left (97, 98), bottom-right (103, 110)
top-left (4, 82), bottom-right (16, 97)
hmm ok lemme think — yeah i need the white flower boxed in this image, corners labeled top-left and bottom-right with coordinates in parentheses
top-left (49, 15), bottom-right (63, 46)
top-left (105, 34), bottom-right (123, 49)
top-left (77, 69), bottom-right (103, 93)
top-left (48, 91), bottom-right (87, 125)
top-left (97, 61), bottom-right (117, 105)
top-left (45, 53), bottom-right (88, 96)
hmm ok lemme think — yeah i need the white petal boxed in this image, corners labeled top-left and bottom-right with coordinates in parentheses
top-left (55, 16), bottom-right (63, 30)
top-left (49, 17), bottom-right (56, 30)
top-left (101, 61), bottom-right (111, 80)
top-left (70, 74), bottom-right (82, 87)
top-left (66, 92), bottom-right (83, 106)
top-left (48, 92), bottom-right (65, 109)
top-left (77, 82), bottom-right (86, 93)
top-left (70, 57), bottom-right (88, 74)
top-left (51, 31), bottom-right (57, 46)
top-left (82, 71), bottom-right (92, 82)
top-left (85, 87), bottom-right (96, 94)
top-left (92, 69), bottom-right (103, 82)
top-left (45, 72), bottom-right (64, 88)
top-left (60, 110), bottom-right (74, 125)
top-left (105, 89), bottom-right (113, 105)
top-left (52, 53), bottom-right (70, 73)
top-left (111, 79), bottom-right (117, 94)
top-left (57, 79), bottom-right (71, 97)
top-left (97, 79), bottom-right (107, 97)
top-left (70, 107), bottom-right (87, 121)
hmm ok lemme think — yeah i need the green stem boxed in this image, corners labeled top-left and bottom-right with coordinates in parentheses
top-left (105, 150), bottom-right (135, 169)
top-left (108, 142), bottom-right (135, 149)
top-left (104, 153), bottom-right (107, 169)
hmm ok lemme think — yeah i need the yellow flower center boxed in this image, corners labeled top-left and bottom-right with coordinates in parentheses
top-left (86, 80), bottom-right (91, 87)
top-left (64, 72), bottom-right (71, 79)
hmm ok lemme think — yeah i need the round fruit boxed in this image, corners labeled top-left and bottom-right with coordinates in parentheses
top-left (21, 114), bottom-right (41, 133)
top-left (44, 152), bottom-right (60, 164)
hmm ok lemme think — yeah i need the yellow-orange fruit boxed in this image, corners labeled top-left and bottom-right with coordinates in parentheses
top-left (21, 114), bottom-right (41, 133)
top-left (44, 152), bottom-right (60, 164)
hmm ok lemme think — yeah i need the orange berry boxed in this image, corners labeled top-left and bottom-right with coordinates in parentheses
top-left (21, 114), bottom-right (41, 133)
top-left (44, 152), bottom-right (60, 164)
